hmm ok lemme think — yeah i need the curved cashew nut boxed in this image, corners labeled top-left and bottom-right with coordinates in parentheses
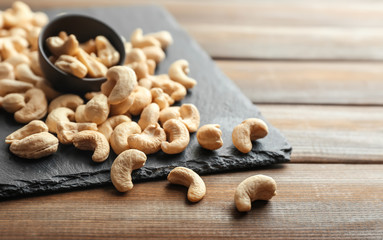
top-left (167, 167), bottom-right (206, 202)
top-left (48, 94), bottom-right (84, 113)
top-left (14, 88), bottom-right (47, 123)
top-left (127, 123), bottom-right (166, 154)
top-left (55, 55), bottom-right (88, 78)
top-left (124, 48), bottom-right (146, 65)
top-left (125, 60), bottom-right (150, 80)
top-left (4, 53), bottom-right (31, 67)
top-left (168, 59), bottom-right (196, 89)
top-left (151, 75), bottom-right (187, 101)
top-left (110, 149), bottom-right (147, 192)
top-left (234, 175), bottom-right (277, 212)
top-left (0, 62), bottom-right (15, 80)
top-left (80, 39), bottom-right (96, 54)
top-left (101, 66), bottom-right (137, 105)
top-left (161, 119), bottom-right (190, 154)
top-left (138, 103), bottom-right (160, 131)
top-left (232, 118), bottom-right (269, 154)
top-left (131, 28), bottom-right (161, 49)
top-left (45, 107), bottom-right (75, 133)
top-left (159, 106), bottom-right (180, 126)
top-left (110, 121), bottom-right (141, 155)
top-left (27, 26), bottom-right (41, 51)
top-left (138, 77), bottom-right (152, 89)
top-left (144, 30), bottom-right (173, 49)
top-left (9, 132), bottom-right (59, 159)
top-left (74, 104), bottom-right (87, 123)
top-left (83, 93), bottom-right (109, 125)
top-left (15, 63), bottom-right (44, 85)
top-left (72, 130), bottom-right (110, 162)
top-left (56, 122), bottom-right (98, 144)
top-left (28, 51), bottom-right (43, 77)
top-left (32, 11), bottom-right (49, 27)
top-left (128, 86), bottom-right (152, 116)
top-left (98, 115), bottom-right (131, 141)
top-left (5, 120), bottom-right (48, 144)
top-left (0, 79), bottom-right (33, 96)
top-left (1, 93), bottom-right (25, 113)
top-left (180, 104), bottom-right (200, 133)
top-left (142, 46), bottom-right (165, 64)
top-left (95, 35), bottom-right (120, 67)
top-left (109, 93), bottom-right (135, 116)
top-left (151, 88), bottom-right (174, 110)
top-left (76, 48), bottom-right (107, 78)
top-left (3, 1), bottom-right (33, 29)
top-left (196, 124), bottom-right (223, 150)
top-left (46, 34), bottom-right (79, 57)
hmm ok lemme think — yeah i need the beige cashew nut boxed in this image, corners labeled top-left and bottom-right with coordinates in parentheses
top-left (151, 88), bottom-right (174, 110)
top-left (76, 48), bottom-right (107, 78)
top-left (98, 115), bottom-right (131, 141)
top-left (110, 121), bottom-right (141, 155)
top-left (142, 46), bottom-right (165, 64)
top-left (0, 79), bottom-right (33, 96)
top-left (138, 103), bottom-right (160, 131)
top-left (196, 124), bottom-right (223, 150)
top-left (159, 106), bottom-right (180, 126)
top-left (1, 93), bottom-right (25, 113)
top-left (110, 149), bottom-right (147, 192)
top-left (128, 86), bottom-right (152, 116)
top-left (179, 103), bottom-right (200, 133)
top-left (168, 59), bottom-right (197, 89)
top-left (5, 120), bottom-right (48, 144)
top-left (15, 63), bottom-right (44, 85)
top-left (131, 28), bottom-right (161, 49)
top-left (45, 107), bottom-right (75, 133)
top-left (127, 123), bottom-right (166, 154)
top-left (95, 35), bottom-right (120, 67)
top-left (144, 30), bottom-right (173, 49)
top-left (234, 175), bottom-right (277, 212)
top-left (9, 132), bottom-right (59, 159)
top-left (72, 130), bottom-right (110, 162)
top-left (232, 118), bottom-right (269, 154)
top-left (167, 167), bottom-right (206, 202)
top-left (83, 93), bottom-right (110, 125)
top-left (48, 94), bottom-right (84, 113)
top-left (14, 88), bottom-right (47, 123)
top-left (161, 119), bottom-right (190, 154)
top-left (46, 34), bottom-right (79, 57)
top-left (55, 55), bottom-right (88, 78)
top-left (0, 62), bottom-right (15, 79)
top-left (56, 122), bottom-right (98, 144)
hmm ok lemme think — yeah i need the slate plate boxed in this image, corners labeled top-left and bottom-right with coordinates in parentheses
top-left (0, 6), bottom-right (292, 199)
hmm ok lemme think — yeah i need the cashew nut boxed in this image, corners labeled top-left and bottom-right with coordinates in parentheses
top-left (167, 167), bottom-right (206, 202)
top-left (142, 46), bottom-right (165, 64)
top-left (3, 1), bottom-right (33, 29)
top-left (0, 62), bottom-right (15, 80)
top-left (15, 63), bottom-right (44, 85)
top-left (125, 60), bottom-right (150, 80)
top-left (76, 48), bottom-right (107, 78)
top-left (9, 132), bottom-right (59, 159)
top-left (32, 11), bottom-right (48, 27)
top-left (101, 66), bottom-right (137, 105)
top-left (55, 55), bottom-right (88, 78)
top-left (5, 120), bottom-right (48, 144)
top-left (138, 77), bottom-right (152, 89)
top-left (4, 53), bottom-right (31, 67)
top-left (83, 93), bottom-right (109, 125)
top-left (179, 104), bottom-right (200, 133)
top-left (1, 93), bottom-right (25, 113)
top-left (127, 123), bottom-right (166, 154)
top-left (14, 88), bottom-right (47, 123)
top-left (138, 103), bottom-right (160, 131)
top-left (72, 130), bottom-right (110, 162)
top-left (98, 115), bottom-right (131, 141)
top-left (151, 75), bottom-right (187, 101)
top-left (161, 119), bottom-right (190, 154)
top-left (35, 79), bottom-right (61, 101)
top-left (131, 28), bottom-right (161, 49)
top-left (28, 51), bottom-right (43, 76)
top-left (128, 86), bottom-right (152, 116)
top-left (80, 39), bottom-right (96, 54)
top-left (232, 118), bottom-right (269, 154)
top-left (124, 48), bottom-right (146, 65)
top-left (151, 88), bottom-right (174, 110)
top-left (109, 93), bottom-right (135, 116)
top-left (46, 34), bottom-right (79, 57)
top-left (196, 124), bottom-right (223, 150)
top-left (74, 104), bottom-right (87, 123)
top-left (144, 31), bottom-right (173, 49)
top-left (146, 59), bottom-right (156, 75)
top-left (110, 121), bottom-right (141, 155)
top-left (0, 79), bottom-right (33, 96)
top-left (159, 106), bottom-right (180, 126)
top-left (110, 149), bottom-right (147, 192)
top-left (27, 26), bottom-right (41, 51)
top-left (45, 107), bottom-right (75, 133)
top-left (168, 59), bottom-right (196, 89)
top-left (234, 175), bottom-right (277, 212)
top-left (95, 35), bottom-right (120, 67)
top-left (56, 122), bottom-right (97, 144)
top-left (48, 94), bottom-right (84, 113)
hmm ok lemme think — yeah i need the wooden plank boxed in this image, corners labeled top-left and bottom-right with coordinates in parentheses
top-left (217, 60), bottom-right (383, 105)
top-left (257, 104), bottom-right (383, 163)
top-left (0, 164), bottom-right (382, 239)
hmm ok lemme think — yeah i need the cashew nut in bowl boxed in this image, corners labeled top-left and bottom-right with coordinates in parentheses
top-left (131, 28), bottom-right (161, 49)
top-left (1, 93), bottom-right (25, 113)
top-left (48, 94), bottom-right (84, 113)
top-left (138, 103), bottom-right (160, 131)
top-left (5, 120), bottom-right (48, 144)
top-left (72, 130), bottom-right (110, 162)
top-left (161, 119), bottom-right (190, 154)
top-left (98, 115), bottom-right (131, 141)
top-left (14, 88), bottom-right (47, 123)
top-left (167, 167), bottom-right (206, 202)
top-left (56, 122), bottom-right (98, 144)
top-left (196, 124), bottom-right (223, 150)
top-left (83, 93), bottom-right (109, 125)
top-left (101, 66), bottom-right (137, 105)
top-left (54, 55), bottom-right (88, 78)
top-left (110, 121), bottom-right (141, 155)
top-left (179, 103), bottom-right (200, 133)
top-left (46, 34), bottom-right (79, 57)
top-left (95, 35), bottom-right (120, 68)
top-left (232, 118), bottom-right (269, 154)
top-left (168, 59), bottom-right (197, 89)
top-left (127, 123), bottom-right (166, 154)
top-left (45, 107), bottom-right (75, 133)
top-left (76, 48), bottom-right (107, 78)
top-left (9, 132), bottom-right (59, 159)
top-left (234, 175), bottom-right (277, 212)
top-left (110, 149), bottom-right (147, 192)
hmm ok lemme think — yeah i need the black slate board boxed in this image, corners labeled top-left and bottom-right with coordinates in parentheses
top-left (0, 6), bottom-right (292, 199)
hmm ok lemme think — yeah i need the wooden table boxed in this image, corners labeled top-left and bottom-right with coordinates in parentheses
top-left (1, 1), bottom-right (382, 239)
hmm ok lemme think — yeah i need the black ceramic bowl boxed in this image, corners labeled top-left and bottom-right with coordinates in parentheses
top-left (38, 14), bottom-right (126, 94)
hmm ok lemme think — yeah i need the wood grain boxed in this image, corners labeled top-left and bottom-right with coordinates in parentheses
top-left (0, 164), bottom-right (382, 239)
top-left (258, 104), bottom-right (383, 163)
top-left (218, 60), bottom-right (383, 105)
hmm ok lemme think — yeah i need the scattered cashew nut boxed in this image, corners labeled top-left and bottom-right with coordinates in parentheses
top-left (48, 94), bottom-right (84, 113)
top-left (0, 62), bottom-right (15, 79)
top-left (168, 59), bottom-right (196, 89)
top-left (131, 28), bottom-right (161, 49)
top-left (45, 107), bottom-right (75, 133)
top-left (1, 93), bottom-right (25, 113)
top-left (72, 130), bottom-right (110, 162)
top-left (5, 120), bottom-right (48, 144)
top-left (128, 86), bottom-right (152, 116)
top-left (232, 118), bottom-right (269, 154)
top-left (98, 115), bottom-right (131, 141)
top-left (159, 106), bottom-right (180, 126)
top-left (56, 122), bottom-right (98, 144)
top-left (110, 121), bottom-right (141, 155)
top-left (95, 35), bottom-right (120, 67)
top-left (179, 103), bottom-right (200, 133)
top-left (9, 132), bottom-right (59, 159)
top-left (161, 119), bottom-right (190, 154)
top-left (138, 103), bottom-right (160, 131)
top-left (127, 123), bottom-right (166, 154)
top-left (0, 79), bottom-right (33, 97)
top-left (196, 124), bottom-right (223, 150)
top-left (83, 93), bottom-right (110, 125)
top-left (14, 88), bottom-right (47, 123)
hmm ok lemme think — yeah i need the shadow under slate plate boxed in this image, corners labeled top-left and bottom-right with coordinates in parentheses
top-left (0, 6), bottom-right (291, 199)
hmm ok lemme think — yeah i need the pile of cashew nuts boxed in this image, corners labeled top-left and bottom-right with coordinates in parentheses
top-left (1, 2), bottom-right (277, 212)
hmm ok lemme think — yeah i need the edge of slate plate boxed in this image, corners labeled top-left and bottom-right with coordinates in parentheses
top-left (0, 5), bottom-right (292, 200)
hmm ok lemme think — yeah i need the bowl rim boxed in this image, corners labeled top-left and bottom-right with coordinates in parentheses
top-left (38, 13), bottom-right (126, 82)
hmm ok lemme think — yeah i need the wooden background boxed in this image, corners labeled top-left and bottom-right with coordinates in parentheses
top-left (1, 1), bottom-right (382, 239)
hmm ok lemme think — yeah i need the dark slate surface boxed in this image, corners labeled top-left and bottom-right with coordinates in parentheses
top-left (0, 6), bottom-right (292, 199)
